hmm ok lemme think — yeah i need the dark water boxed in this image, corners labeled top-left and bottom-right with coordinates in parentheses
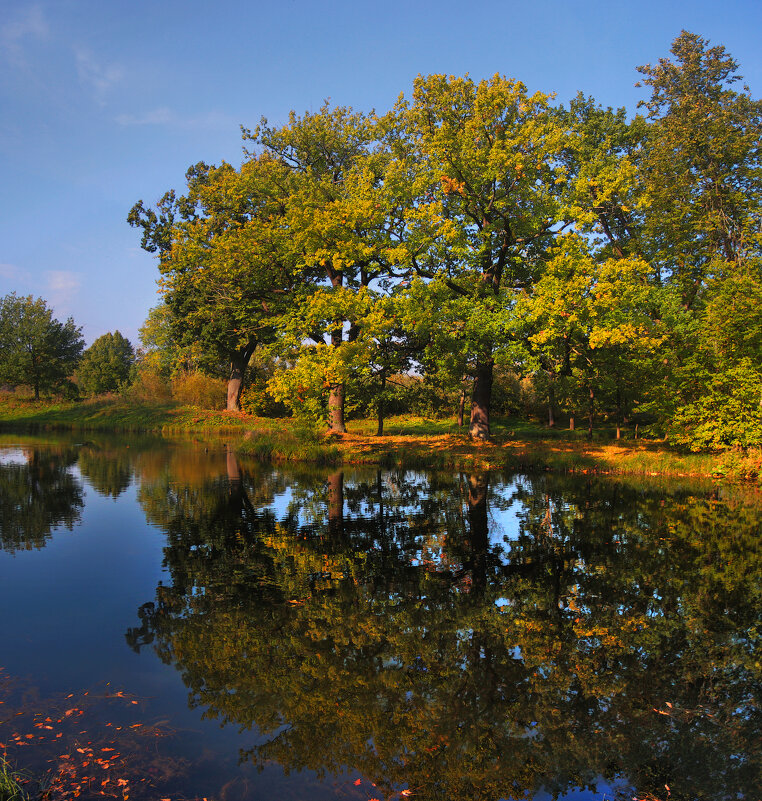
top-left (0, 433), bottom-right (760, 801)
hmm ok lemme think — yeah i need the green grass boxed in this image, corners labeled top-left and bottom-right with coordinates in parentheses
top-left (1, 395), bottom-right (754, 480)
top-left (0, 758), bottom-right (28, 801)
top-left (0, 394), bottom-right (251, 435)
top-left (236, 422), bottom-right (341, 465)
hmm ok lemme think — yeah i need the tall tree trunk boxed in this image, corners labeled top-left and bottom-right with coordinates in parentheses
top-left (569, 415), bottom-right (575, 431)
top-left (469, 357), bottom-right (494, 440)
top-left (587, 384), bottom-right (595, 442)
top-left (327, 326), bottom-right (346, 433)
top-left (616, 386), bottom-right (622, 440)
top-left (458, 383), bottom-right (467, 427)
top-left (227, 338), bottom-right (257, 412)
top-left (376, 371), bottom-right (386, 436)
top-left (325, 267), bottom-right (348, 434)
top-left (548, 379), bottom-right (556, 428)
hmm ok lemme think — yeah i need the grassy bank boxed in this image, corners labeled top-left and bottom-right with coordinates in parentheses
top-left (0, 393), bottom-right (755, 480)
top-left (0, 394), bottom-right (251, 435)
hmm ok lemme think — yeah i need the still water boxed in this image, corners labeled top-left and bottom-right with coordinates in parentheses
top-left (0, 433), bottom-right (760, 800)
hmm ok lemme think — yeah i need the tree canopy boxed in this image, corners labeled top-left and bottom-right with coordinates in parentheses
top-left (78, 331), bottom-right (134, 396)
top-left (0, 293), bottom-right (84, 399)
top-left (129, 31), bottom-right (762, 449)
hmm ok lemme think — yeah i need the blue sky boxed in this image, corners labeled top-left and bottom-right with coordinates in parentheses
top-left (1, 0), bottom-right (760, 346)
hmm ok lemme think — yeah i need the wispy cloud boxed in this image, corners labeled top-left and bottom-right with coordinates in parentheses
top-left (115, 107), bottom-right (175, 126)
top-left (115, 107), bottom-right (234, 130)
top-left (75, 47), bottom-right (124, 101)
top-left (0, 262), bottom-right (31, 286)
top-left (45, 270), bottom-right (81, 313)
top-left (1, 5), bottom-right (48, 66)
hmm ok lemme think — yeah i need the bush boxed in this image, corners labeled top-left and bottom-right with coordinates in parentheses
top-left (669, 360), bottom-right (762, 450)
top-left (171, 371), bottom-right (226, 409)
top-left (239, 383), bottom-right (289, 417)
top-left (122, 366), bottom-right (173, 404)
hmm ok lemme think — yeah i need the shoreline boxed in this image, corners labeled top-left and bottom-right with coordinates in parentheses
top-left (0, 396), bottom-right (757, 482)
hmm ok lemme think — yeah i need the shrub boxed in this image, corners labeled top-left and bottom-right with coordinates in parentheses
top-left (171, 371), bottom-right (226, 409)
top-left (122, 366), bottom-right (173, 404)
top-left (239, 383), bottom-right (289, 417)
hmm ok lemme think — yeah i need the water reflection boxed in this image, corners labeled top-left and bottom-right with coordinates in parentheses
top-left (126, 457), bottom-right (762, 801)
top-left (78, 446), bottom-right (133, 498)
top-left (0, 446), bottom-right (83, 551)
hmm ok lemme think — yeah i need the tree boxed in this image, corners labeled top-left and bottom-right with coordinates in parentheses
top-left (77, 331), bottom-right (134, 395)
top-left (518, 235), bottom-right (665, 440)
top-left (249, 103), bottom-right (408, 432)
top-left (0, 293), bottom-right (84, 399)
top-left (129, 155), bottom-right (296, 411)
top-left (636, 30), bottom-right (762, 302)
top-left (392, 74), bottom-right (568, 438)
top-left (634, 32), bottom-right (762, 446)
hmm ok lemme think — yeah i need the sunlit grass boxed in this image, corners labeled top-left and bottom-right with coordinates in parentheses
top-left (0, 393), bottom-right (250, 435)
top-left (0, 395), bottom-right (752, 479)
top-left (0, 757), bottom-right (28, 801)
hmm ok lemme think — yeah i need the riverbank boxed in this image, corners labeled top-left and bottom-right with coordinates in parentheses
top-left (0, 394), bottom-right (757, 481)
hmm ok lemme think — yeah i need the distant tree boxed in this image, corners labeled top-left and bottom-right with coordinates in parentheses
top-left (78, 331), bottom-right (135, 395)
top-left (0, 293), bottom-right (84, 399)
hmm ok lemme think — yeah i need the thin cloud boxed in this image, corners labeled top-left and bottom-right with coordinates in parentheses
top-left (45, 270), bottom-right (81, 314)
top-left (75, 47), bottom-right (124, 101)
top-left (0, 262), bottom-right (32, 286)
top-left (115, 107), bottom-right (235, 130)
top-left (1, 5), bottom-right (48, 66)
top-left (115, 107), bottom-right (176, 126)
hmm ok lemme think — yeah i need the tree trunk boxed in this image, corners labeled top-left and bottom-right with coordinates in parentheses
top-left (548, 380), bottom-right (556, 428)
top-left (587, 384), bottom-right (594, 442)
top-left (376, 371), bottom-right (386, 436)
top-left (325, 267), bottom-right (347, 433)
top-left (227, 370), bottom-right (244, 412)
top-left (616, 386), bottom-right (622, 440)
top-left (327, 326), bottom-right (346, 433)
top-left (469, 358), bottom-right (494, 440)
top-left (227, 338), bottom-right (257, 412)
top-left (569, 415), bottom-right (575, 431)
top-left (458, 384), bottom-right (467, 427)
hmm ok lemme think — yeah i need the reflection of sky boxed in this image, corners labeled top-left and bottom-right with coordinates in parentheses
top-left (532, 776), bottom-right (633, 801)
top-left (269, 471), bottom-right (528, 542)
top-left (0, 447), bottom-right (28, 466)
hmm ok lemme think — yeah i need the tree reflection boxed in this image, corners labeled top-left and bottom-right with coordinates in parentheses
top-left (78, 446), bottom-right (133, 498)
top-left (0, 447), bottom-right (84, 551)
top-left (128, 466), bottom-right (762, 801)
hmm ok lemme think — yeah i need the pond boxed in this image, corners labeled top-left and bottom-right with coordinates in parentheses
top-left (0, 433), bottom-right (760, 801)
